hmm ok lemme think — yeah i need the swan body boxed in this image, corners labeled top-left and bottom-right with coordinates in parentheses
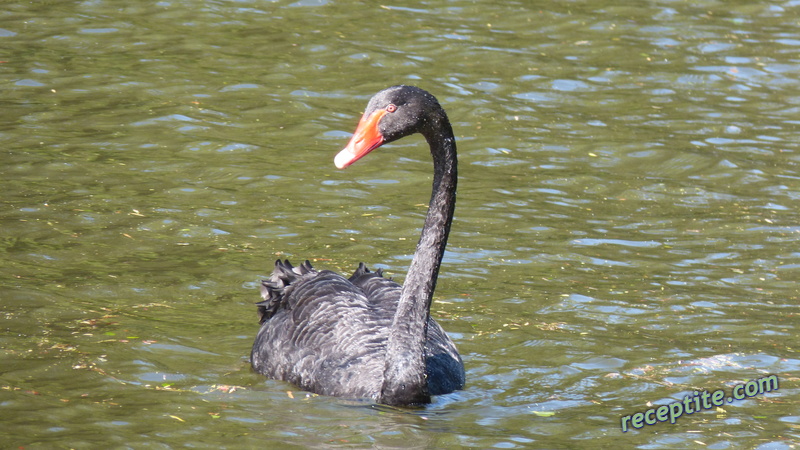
top-left (251, 86), bottom-right (463, 405)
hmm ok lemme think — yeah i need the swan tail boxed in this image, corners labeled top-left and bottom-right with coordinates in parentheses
top-left (256, 259), bottom-right (316, 323)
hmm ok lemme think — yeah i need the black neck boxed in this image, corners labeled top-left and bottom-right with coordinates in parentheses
top-left (379, 118), bottom-right (457, 405)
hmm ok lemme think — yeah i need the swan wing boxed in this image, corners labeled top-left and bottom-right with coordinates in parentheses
top-left (252, 260), bottom-right (386, 399)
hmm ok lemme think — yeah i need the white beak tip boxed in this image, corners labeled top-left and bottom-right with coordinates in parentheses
top-left (334, 148), bottom-right (354, 169)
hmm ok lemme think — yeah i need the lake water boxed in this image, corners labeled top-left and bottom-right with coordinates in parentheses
top-left (1, 1), bottom-right (798, 448)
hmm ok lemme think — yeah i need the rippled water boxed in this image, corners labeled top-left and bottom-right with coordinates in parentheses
top-left (2, 1), bottom-right (798, 448)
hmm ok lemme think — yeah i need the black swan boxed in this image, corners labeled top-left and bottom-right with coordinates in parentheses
top-left (251, 85), bottom-right (464, 405)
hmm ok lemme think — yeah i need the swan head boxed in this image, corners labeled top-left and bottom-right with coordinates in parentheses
top-left (335, 85), bottom-right (445, 169)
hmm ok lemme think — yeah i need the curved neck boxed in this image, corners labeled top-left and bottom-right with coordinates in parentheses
top-left (379, 119), bottom-right (457, 405)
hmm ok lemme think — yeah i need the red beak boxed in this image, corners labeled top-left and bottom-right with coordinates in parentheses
top-left (334, 109), bottom-right (389, 169)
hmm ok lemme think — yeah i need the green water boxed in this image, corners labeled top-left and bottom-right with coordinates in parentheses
top-left (2, 1), bottom-right (798, 448)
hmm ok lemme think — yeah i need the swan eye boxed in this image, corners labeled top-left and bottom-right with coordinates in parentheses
top-left (386, 104), bottom-right (397, 113)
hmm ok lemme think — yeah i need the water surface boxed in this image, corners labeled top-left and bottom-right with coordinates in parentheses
top-left (1, 1), bottom-right (798, 448)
